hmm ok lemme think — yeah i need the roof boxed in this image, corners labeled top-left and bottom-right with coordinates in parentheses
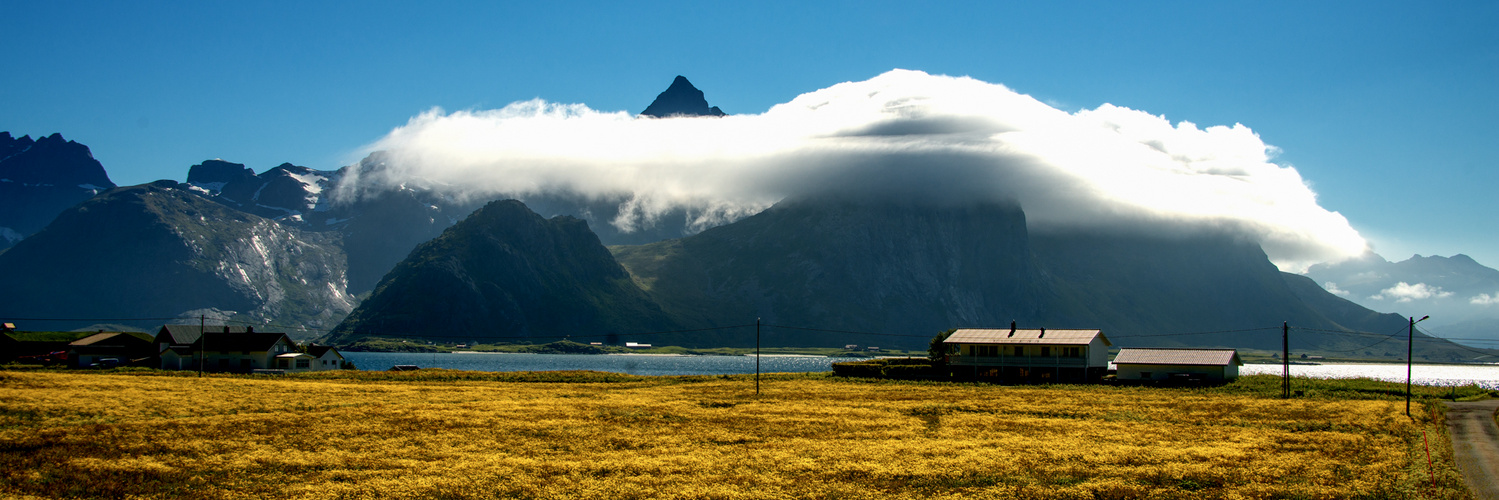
top-left (192, 331), bottom-right (292, 352)
top-left (945, 328), bottom-right (1111, 346)
top-left (69, 332), bottom-right (152, 347)
top-left (161, 346), bottom-right (196, 356)
top-left (5, 331), bottom-right (98, 343)
top-left (275, 352), bottom-right (314, 359)
top-left (306, 345), bottom-right (343, 359)
top-left (1113, 348), bottom-right (1242, 367)
top-left (157, 325), bottom-right (251, 345)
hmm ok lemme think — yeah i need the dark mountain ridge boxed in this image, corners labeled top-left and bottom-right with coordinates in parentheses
top-left (0, 132), bottom-right (116, 248)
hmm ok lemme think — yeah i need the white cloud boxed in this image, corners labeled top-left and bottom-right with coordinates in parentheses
top-left (1369, 282), bottom-right (1454, 303)
top-left (1323, 282), bottom-right (1351, 297)
top-left (1472, 293), bottom-right (1499, 306)
top-left (340, 69), bottom-right (1368, 271)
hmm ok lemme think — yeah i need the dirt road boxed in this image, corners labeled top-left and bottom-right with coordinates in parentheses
top-left (1446, 399), bottom-right (1499, 499)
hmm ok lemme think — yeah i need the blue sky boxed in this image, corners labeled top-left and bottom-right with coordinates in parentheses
top-left (4, 1), bottom-right (1496, 268)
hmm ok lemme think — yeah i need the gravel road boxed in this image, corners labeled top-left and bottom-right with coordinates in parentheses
top-left (1446, 399), bottom-right (1499, 499)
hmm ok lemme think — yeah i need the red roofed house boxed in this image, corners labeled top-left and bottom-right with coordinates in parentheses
top-left (943, 325), bottom-right (1112, 382)
top-left (1112, 348), bottom-right (1242, 382)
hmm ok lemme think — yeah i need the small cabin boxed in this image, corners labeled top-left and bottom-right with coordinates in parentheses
top-left (1112, 348), bottom-right (1242, 383)
top-left (944, 326), bottom-right (1112, 382)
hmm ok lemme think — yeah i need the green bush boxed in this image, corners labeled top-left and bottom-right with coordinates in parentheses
top-left (881, 363), bottom-right (935, 380)
top-left (831, 361), bottom-right (884, 378)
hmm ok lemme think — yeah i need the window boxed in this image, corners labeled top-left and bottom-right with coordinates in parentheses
top-left (1141, 372), bottom-right (1153, 379)
top-left (295, 359), bottom-right (310, 369)
top-left (1040, 346), bottom-right (1051, 357)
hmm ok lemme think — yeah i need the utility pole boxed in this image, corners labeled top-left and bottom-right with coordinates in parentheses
top-left (755, 318), bottom-right (761, 396)
top-left (1407, 315), bottom-right (1429, 416)
top-left (198, 315), bottom-right (205, 378)
top-left (1282, 321), bottom-right (1289, 398)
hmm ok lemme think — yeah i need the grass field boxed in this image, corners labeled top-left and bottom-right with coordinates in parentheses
top-left (0, 369), bottom-right (1485, 499)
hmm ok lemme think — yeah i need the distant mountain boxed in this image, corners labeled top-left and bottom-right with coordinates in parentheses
top-left (0, 132), bottom-right (115, 249)
top-left (0, 181), bottom-right (355, 335)
top-left (326, 199), bottom-right (673, 343)
top-left (640, 76), bottom-right (726, 117)
top-left (180, 154), bottom-right (484, 293)
top-left (1305, 252), bottom-right (1499, 344)
top-left (185, 159), bottom-right (336, 222)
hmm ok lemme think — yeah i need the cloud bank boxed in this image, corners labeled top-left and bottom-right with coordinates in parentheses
top-left (1370, 282), bottom-right (1454, 303)
top-left (342, 69), bottom-right (1367, 271)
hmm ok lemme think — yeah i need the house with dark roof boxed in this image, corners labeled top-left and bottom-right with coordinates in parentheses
top-left (155, 325), bottom-right (252, 353)
top-left (1112, 348), bottom-right (1242, 382)
top-left (942, 325), bottom-right (1113, 382)
top-left (67, 331), bottom-right (155, 368)
top-left (157, 326), bottom-right (297, 373)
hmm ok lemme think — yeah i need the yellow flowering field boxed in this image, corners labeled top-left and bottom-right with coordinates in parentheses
top-left (0, 370), bottom-right (1471, 499)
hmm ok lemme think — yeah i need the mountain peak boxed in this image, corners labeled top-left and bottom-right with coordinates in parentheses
top-left (640, 75), bottom-right (726, 118)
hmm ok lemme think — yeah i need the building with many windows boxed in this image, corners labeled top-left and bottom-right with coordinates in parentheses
top-left (943, 325), bottom-right (1112, 382)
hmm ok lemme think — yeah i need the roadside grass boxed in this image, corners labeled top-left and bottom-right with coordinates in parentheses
top-left (0, 370), bottom-right (1483, 499)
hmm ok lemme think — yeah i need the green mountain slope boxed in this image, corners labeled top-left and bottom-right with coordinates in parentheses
top-left (326, 200), bottom-right (675, 343)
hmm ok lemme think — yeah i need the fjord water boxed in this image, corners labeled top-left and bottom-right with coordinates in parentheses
top-left (1240, 363), bottom-right (1499, 389)
top-left (344, 352), bottom-right (851, 376)
top-left (343, 352), bottom-right (1499, 388)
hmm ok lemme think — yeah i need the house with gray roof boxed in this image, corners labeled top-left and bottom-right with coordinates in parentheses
top-left (1112, 348), bottom-right (1242, 383)
top-left (942, 324), bottom-right (1112, 382)
top-left (156, 325), bottom-right (295, 373)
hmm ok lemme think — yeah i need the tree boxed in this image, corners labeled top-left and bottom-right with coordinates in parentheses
top-left (928, 329), bottom-right (956, 365)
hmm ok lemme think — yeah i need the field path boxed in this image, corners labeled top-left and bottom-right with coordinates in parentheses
top-left (1446, 399), bottom-right (1499, 499)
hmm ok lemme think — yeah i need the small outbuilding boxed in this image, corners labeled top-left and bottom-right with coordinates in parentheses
top-left (1112, 348), bottom-right (1242, 383)
top-left (67, 331), bottom-right (156, 368)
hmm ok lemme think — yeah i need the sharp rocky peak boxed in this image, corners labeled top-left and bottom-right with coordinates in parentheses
top-left (640, 75), bottom-right (726, 118)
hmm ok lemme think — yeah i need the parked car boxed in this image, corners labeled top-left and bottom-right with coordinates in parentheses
top-left (90, 358), bottom-right (122, 369)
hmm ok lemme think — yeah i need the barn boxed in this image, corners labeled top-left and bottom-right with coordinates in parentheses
top-left (1112, 348), bottom-right (1242, 383)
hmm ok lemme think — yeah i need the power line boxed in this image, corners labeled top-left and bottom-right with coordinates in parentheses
top-left (765, 324), bottom-right (932, 339)
top-left (1110, 326), bottom-right (1282, 338)
top-left (0, 316), bottom-right (183, 322)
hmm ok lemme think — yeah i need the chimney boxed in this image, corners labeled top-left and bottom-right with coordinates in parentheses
top-left (1039, 327), bottom-right (1045, 338)
top-left (223, 326), bottom-right (230, 334)
top-left (1009, 321), bottom-right (1016, 337)
top-left (246, 326), bottom-right (254, 334)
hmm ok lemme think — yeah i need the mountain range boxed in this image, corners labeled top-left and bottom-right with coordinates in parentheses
top-left (2, 76), bottom-right (1496, 358)
top-left (328, 195), bottom-right (1484, 360)
top-left (1306, 252), bottom-right (1499, 342)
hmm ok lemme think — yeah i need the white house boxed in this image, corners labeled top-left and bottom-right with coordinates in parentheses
top-left (306, 345), bottom-right (345, 371)
top-left (944, 325), bottom-right (1112, 382)
top-left (1112, 348), bottom-right (1242, 382)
